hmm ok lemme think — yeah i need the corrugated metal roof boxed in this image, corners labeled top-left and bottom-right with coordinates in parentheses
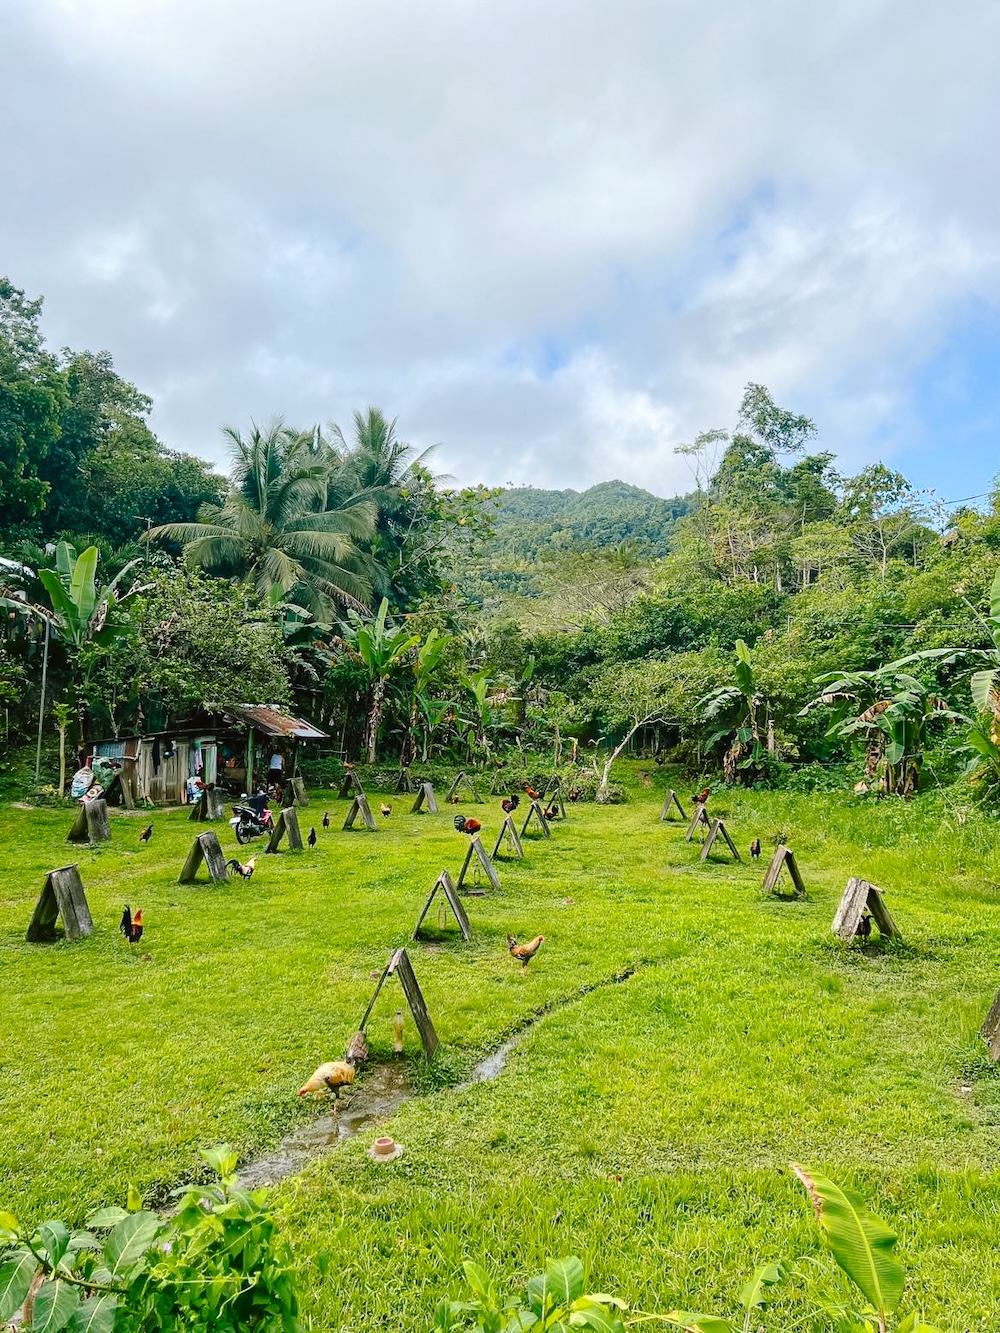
top-left (227, 705), bottom-right (328, 740)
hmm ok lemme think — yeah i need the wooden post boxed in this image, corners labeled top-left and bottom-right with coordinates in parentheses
top-left (981, 991), bottom-right (1000, 1061)
top-left (699, 818), bottom-right (741, 862)
top-left (344, 793), bottom-right (377, 831)
top-left (832, 878), bottom-right (900, 942)
top-left (457, 835), bottom-right (501, 892)
top-left (68, 798), bottom-right (111, 844)
top-left (394, 768), bottom-right (414, 794)
top-left (411, 782), bottom-right (438, 814)
top-left (266, 807), bottom-right (304, 853)
top-left (659, 790), bottom-right (687, 822)
top-left (520, 800), bottom-right (552, 839)
top-left (445, 770), bottom-right (483, 803)
top-left (762, 845), bottom-right (805, 898)
top-left (292, 775), bottom-right (309, 807)
top-left (685, 805), bottom-right (711, 842)
top-left (337, 769), bottom-right (365, 799)
top-left (178, 831), bottom-right (229, 884)
top-left (491, 814), bottom-right (524, 860)
top-left (413, 869), bottom-right (472, 941)
top-left (26, 865), bottom-right (93, 942)
top-left (389, 948), bottom-right (439, 1056)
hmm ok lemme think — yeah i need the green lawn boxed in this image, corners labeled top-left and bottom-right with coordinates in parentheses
top-left (3, 772), bottom-right (1000, 1328)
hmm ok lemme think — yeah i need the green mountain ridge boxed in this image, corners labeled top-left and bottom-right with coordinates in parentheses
top-left (491, 480), bottom-right (694, 556)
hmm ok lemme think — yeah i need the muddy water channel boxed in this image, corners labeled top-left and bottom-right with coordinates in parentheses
top-left (238, 967), bottom-right (638, 1187)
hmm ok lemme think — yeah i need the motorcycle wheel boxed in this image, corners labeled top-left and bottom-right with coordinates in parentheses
top-left (235, 824), bottom-right (252, 845)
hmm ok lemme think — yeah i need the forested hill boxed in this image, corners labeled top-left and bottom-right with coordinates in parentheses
top-left (491, 480), bottom-right (694, 557)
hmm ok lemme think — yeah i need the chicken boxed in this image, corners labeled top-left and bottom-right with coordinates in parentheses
top-left (568, 789), bottom-right (582, 803)
top-left (750, 838), bottom-right (761, 860)
top-left (691, 787), bottom-right (710, 806)
top-left (139, 823), bottom-right (153, 844)
top-left (307, 827), bottom-right (317, 847)
top-left (501, 795), bottom-right (520, 814)
top-left (226, 856), bottom-right (256, 880)
top-left (523, 784), bottom-right (541, 801)
top-left (449, 794), bottom-right (460, 804)
top-left (454, 815), bottom-right (481, 835)
top-left (507, 934), bottom-right (544, 967)
top-left (543, 803), bottom-right (559, 820)
top-left (856, 913), bottom-right (873, 940)
top-left (298, 1059), bottom-right (356, 1104)
top-left (345, 1030), bottom-right (369, 1064)
top-left (119, 905), bottom-right (143, 944)
top-left (380, 803), bottom-right (392, 818)
top-left (322, 811), bottom-right (331, 829)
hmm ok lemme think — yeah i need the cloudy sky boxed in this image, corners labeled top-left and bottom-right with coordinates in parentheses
top-left (3, 0), bottom-right (999, 500)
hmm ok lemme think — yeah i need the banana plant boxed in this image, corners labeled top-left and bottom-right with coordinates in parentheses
top-left (697, 639), bottom-right (769, 784)
top-left (407, 628), bottom-right (455, 762)
top-left (346, 597), bottom-right (419, 762)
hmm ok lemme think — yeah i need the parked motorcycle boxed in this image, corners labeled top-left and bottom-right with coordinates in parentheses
top-left (229, 792), bottom-right (274, 844)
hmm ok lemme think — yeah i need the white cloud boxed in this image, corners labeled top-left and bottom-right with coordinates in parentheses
top-left (1, 0), bottom-right (999, 492)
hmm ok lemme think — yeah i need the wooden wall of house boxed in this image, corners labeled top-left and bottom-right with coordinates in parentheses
top-left (136, 740), bottom-right (191, 806)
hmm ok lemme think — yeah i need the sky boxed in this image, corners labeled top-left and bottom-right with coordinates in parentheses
top-left (2, 0), bottom-right (1000, 503)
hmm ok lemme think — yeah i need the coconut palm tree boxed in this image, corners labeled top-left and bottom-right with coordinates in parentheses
top-left (151, 422), bottom-right (379, 617)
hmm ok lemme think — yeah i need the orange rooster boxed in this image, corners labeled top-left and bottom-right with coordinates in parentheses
top-left (454, 815), bottom-right (481, 835)
top-left (507, 933), bottom-right (544, 967)
top-left (120, 905), bottom-right (143, 944)
top-left (543, 803), bottom-right (559, 820)
top-left (691, 787), bottom-right (710, 806)
top-left (523, 783), bottom-right (541, 801)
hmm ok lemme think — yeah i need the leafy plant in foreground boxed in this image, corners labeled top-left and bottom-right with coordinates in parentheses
top-left (436, 1166), bottom-right (941, 1333)
top-left (0, 1146), bottom-right (297, 1333)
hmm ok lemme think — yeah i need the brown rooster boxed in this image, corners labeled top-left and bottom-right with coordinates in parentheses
top-left (691, 787), bottom-right (710, 806)
top-left (454, 815), bottom-right (481, 835)
top-left (750, 838), bottom-right (761, 860)
top-left (543, 803), bottom-right (559, 820)
top-left (507, 934), bottom-right (544, 967)
top-left (380, 803), bottom-right (392, 818)
top-left (501, 795), bottom-right (520, 814)
top-left (523, 783), bottom-right (541, 801)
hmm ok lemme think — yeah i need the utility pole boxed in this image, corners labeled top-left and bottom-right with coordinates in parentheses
top-left (34, 618), bottom-right (51, 784)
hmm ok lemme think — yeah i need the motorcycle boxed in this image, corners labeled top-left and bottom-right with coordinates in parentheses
top-left (229, 793), bottom-right (274, 844)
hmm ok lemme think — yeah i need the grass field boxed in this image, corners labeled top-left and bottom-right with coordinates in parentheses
top-left (4, 770), bottom-right (1000, 1329)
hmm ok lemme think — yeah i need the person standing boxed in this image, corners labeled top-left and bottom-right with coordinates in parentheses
top-left (268, 748), bottom-right (284, 794)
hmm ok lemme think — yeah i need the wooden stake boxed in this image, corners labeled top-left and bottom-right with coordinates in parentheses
top-left (292, 776), bottom-right (309, 807)
top-left (68, 798), bottom-right (111, 844)
top-left (659, 789), bottom-right (688, 822)
top-left (762, 845), bottom-right (805, 898)
top-left (265, 806), bottom-right (304, 854)
top-left (685, 804), bottom-right (711, 842)
top-left (520, 800), bottom-right (552, 839)
top-left (981, 990), bottom-right (1000, 1061)
top-left (831, 877), bottom-right (900, 942)
top-left (700, 818), bottom-right (741, 862)
top-left (343, 793), bottom-right (377, 831)
top-left (445, 770), bottom-right (482, 803)
top-left (413, 869), bottom-right (471, 941)
top-left (411, 782), bottom-right (439, 814)
top-left (491, 814), bottom-right (524, 860)
top-left (456, 835), bottom-right (501, 892)
top-left (357, 948), bottom-right (438, 1056)
top-left (395, 768), bottom-right (415, 794)
top-left (178, 831), bottom-right (229, 884)
top-left (337, 769), bottom-right (365, 799)
top-left (26, 865), bottom-right (93, 942)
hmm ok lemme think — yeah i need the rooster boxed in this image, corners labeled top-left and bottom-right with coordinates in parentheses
top-left (523, 783), bottom-right (541, 801)
top-left (449, 794), bottom-right (460, 804)
top-left (691, 787), bottom-right (710, 806)
top-left (226, 856), bottom-right (256, 880)
top-left (856, 913), bottom-right (873, 941)
top-left (139, 823), bottom-right (153, 844)
top-left (120, 905), bottom-right (143, 944)
top-left (380, 803), bottom-right (392, 818)
top-left (308, 827), bottom-right (317, 847)
top-left (501, 795), bottom-right (520, 814)
top-left (507, 934), bottom-right (544, 967)
top-left (543, 803), bottom-right (559, 820)
top-left (750, 838), bottom-right (761, 860)
top-left (454, 815), bottom-right (481, 835)
top-left (298, 1057), bottom-right (357, 1106)
top-left (322, 811), bottom-right (330, 829)
top-left (568, 789), bottom-right (582, 803)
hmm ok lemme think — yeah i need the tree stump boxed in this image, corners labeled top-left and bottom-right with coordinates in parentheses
top-left (178, 832), bottom-right (229, 884)
top-left (700, 818), bottom-right (741, 862)
top-left (762, 845), bottom-right (805, 898)
top-left (831, 878), bottom-right (900, 942)
top-left (491, 814), bottom-right (524, 860)
top-left (26, 865), bottom-right (93, 942)
top-left (457, 835), bottom-right (501, 892)
top-left (659, 790), bottom-right (687, 822)
top-left (344, 793), bottom-right (377, 831)
top-left (411, 782), bottom-right (438, 814)
top-left (520, 800), bottom-right (552, 839)
top-left (413, 869), bottom-right (472, 941)
top-left (292, 776), bottom-right (309, 806)
top-left (266, 807), bottom-right (304, 853)
top-left (68, 798), bottom-right (111, 844)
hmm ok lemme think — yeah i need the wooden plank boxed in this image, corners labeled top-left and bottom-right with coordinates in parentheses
top-left (411, 782), bottom-right (438, 814)
top-left (762, 845), bottom-right (802, 896)
top-left (413, 869), bottom-right (472, 942)
top-left (389, 948), bottom-right (439, 1057)
top-left (337, 769), bottom-right (365, 798)
top-left (344, 793), bottom-right (377, 831)
top-left (981, 989), bottom-right (1000, 1061)
top-left (394, 768), bottom-right (414, 794)
top-left (85, 799), bottom-right (111, 843)
top-left (445, 770), bottom-right (482, 803)
top-left (832, 878), bottom-right (899, 941)
top-left (659, 789), bottom-right (687, 822)
top-left (520, 800), bottom-right (551, 839)
top-left (27, 865), bottom-right (93, 942)
top-left (685, 805), bottom-right (711, 842)
top-left (292, 776), bottom-right (309, 807)
top-left (266, 807), bottom-right (304, 852)
top-left (700, 818), bottom-right (740, 861)
top-left (457, 836), bottom-right (501, 892)
top-left (67, 804), bottom-right (88, 842)
top-left (491, 814), bottom-right (524, 859)
top-left (866, 883), bottom-right (899, 938)
top-left (179, 831), bottom-right (229, 883)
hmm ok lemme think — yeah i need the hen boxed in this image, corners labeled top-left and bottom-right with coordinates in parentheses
top-left (750, 838), bottom-right (761, 860)
top-left (507, 933), bottom-right (544, 966)
top-left (380, 803), bottom-right (392, 818)
top-left (307, 827), bottom-right (317, 847)
top-left (322, 811), bottom-right (330, 829)
top-left (298, 1058), bottom-right (357, 1104)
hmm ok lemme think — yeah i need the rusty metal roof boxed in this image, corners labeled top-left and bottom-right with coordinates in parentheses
top-left (227, 705), bottom-right (328, 740)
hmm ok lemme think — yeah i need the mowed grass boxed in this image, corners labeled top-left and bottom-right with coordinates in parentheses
top-left (4, 771), bottom-right (1000, 1328)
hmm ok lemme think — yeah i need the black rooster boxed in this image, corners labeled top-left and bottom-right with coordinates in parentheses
top-left (120, 905), bottom-right (143, 944)
top-left (139, 823), bottom-right (153, 844)
top-left (308, 827), bottom-right (317, 847)
top-left (750, 838), bottom-right (761, 860)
